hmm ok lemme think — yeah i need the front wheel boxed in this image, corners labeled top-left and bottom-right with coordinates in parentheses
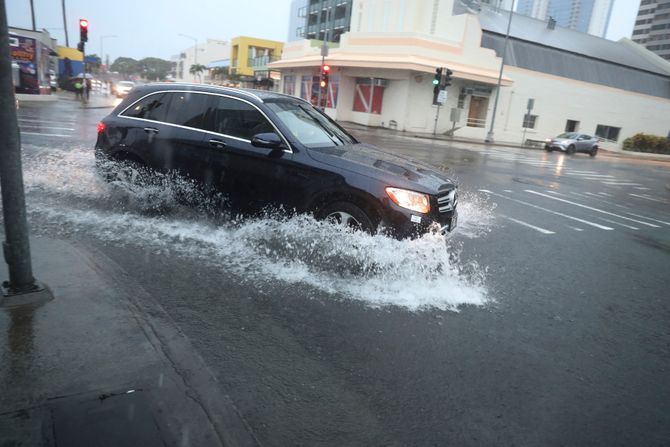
top-left (317, 201), bottom-right (376, 234)
top-left (567, 145), bottom-right (576, 155)
top-left (545, 145), bottom-right (552, 152)
top-left (590, 147), bottom-right (598, 157)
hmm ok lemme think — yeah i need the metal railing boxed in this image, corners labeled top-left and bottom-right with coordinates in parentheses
top-left (247, 55), bottom-right (281, 68)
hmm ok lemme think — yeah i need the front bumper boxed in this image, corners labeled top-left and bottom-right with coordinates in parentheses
top-left (382, 204), bottom-right (458, 239)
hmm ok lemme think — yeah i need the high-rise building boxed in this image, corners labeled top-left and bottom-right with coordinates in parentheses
top-left (632, 0), bottom-right (670, 61)
top-left (514, 0), bottom-right (614, 37)
top-left (286, 0), bottom-right (354, 43)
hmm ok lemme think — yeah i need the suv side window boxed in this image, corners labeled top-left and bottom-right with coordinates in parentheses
top-left (122, 92), bottom-right (170, 120)
top-left (210, 96), bottom-right (274, 140)
top-left (163, 92), bottom-right (213, 130)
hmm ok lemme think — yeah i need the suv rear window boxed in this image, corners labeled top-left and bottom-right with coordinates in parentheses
top-left (122, 92), bottom-right (170, 120)
top-left (163, 92), bottom-right (213, 130)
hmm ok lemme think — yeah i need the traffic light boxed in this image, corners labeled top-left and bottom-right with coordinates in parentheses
top-left (320, 64), bottom-right (331, 88)
top-left (433, 67), bottom-right (442, 105)
top-left (444, 68), bottom-right (453, 87)
top-left (77, 41), bottom-right (85, 53)
top-left (79, 19), bottom-right (89, 42)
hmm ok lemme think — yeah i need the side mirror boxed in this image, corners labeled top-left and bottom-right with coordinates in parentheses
top-left (251, 132), bottom-right (282, 149)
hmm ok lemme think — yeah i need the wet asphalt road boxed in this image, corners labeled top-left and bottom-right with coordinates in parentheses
top-left (10, 98), bottom-right (670, 446)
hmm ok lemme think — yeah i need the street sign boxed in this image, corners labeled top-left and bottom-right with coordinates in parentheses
top-left (437, 90), bottom-right (447, 104)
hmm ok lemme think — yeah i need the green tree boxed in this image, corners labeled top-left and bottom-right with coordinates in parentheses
top-left (137, 57), bottom-right (173, 81)
top-left (189, 63), bottom-right (207, 82)
top-left (110, 57), bottom-right (139, 76)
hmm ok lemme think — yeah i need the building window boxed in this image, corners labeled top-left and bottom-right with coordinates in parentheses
top-left (326, 75), bottom-right (339, 108)
top-left (298, 6), bottom-right (307, 17)
top-left (353, 78), bottom-right (386, 114)
top-left (595, 125), bottom-right (621, 142)
top-left (457, 91), bottom-right (466, 109)
top-left (283, 75), bottom-right (296, 96)
top-left (301, 75), bottom-right (320, 105)
top-left (522, 114), bottom-right (538, 129)
top-left (565, 119), bottom-right (579, 132)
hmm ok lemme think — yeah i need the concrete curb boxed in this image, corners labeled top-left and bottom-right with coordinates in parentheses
top-left (74, 242), bottom-right (261, 447)
top-left (15, 94), bottom-right (58, 102)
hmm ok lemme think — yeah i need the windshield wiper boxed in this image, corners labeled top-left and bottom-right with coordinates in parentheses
top-left (298, 105), bottom-right (346, 146)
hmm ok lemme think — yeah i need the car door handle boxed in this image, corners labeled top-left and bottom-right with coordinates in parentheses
top-left (209, 139), bottom-right (226, 148)
top-left (143, 127), bottom-right (159, 134)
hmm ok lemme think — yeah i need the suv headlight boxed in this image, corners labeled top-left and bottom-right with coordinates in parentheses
top-left (385, 187), bottom-right (431, 214)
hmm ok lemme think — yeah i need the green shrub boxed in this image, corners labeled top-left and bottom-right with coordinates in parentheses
top-left (622, 133), bottom-right (670, 154)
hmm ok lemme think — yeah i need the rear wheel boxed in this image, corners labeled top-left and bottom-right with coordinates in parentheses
top-left (567, 145), bottom-right (576, 155)
top-left (317, 201), bottom-right (376, 234)
top-left (590, 146), bottom-right (598, 157)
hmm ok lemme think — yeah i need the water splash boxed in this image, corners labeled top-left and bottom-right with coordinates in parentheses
top-left (22, 146), bottom-right (493, 311)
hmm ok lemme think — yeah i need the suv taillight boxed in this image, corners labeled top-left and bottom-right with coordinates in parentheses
top-left (97, 121), bottom-right (106, 134)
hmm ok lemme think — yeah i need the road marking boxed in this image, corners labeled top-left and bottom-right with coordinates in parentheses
top-left (626, 212), bottom-right (670, 226)
top-left (479, 189), bottom-right (614, 230)
top-left (18, 117), bottom-right (77, 125)
top-left (569, 226), bottom-right (584, 232)
top-left (597, 217), bottom-right (639, 230)
top-left (601, 182), bottom-right (642, 186)
top-left (19, 124), bottom-right (75, 131)
top-left (578, 192), bottom-right (628, 209)
top-left (19, 131), bottom-right (71, 138)
top-left (633, 187), bottom-right (651, 190)
top-left (503, 189), bottom-right (513, 193)
top-left (598, 192), bottom-right (612, 196)
top-left (628, 193), bottom-right (670, 204)
top-left (525, 190), bottom-right (661, 228)
top-left (565, 173), bottom-right (615, 178)
top-left (503, 215), bottom-right (555, 234)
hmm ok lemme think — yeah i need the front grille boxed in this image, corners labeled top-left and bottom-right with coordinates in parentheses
top-left (437, 189), bottom-right (457, 213)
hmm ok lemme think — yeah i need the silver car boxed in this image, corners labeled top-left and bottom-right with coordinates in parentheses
top-left (545, 132), bottom-right (599, 157)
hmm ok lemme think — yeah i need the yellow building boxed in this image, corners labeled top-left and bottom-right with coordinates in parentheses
top-left (230, 36), bottom-right (284, 78)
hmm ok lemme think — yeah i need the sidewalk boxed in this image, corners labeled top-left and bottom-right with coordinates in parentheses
top-left (0, 236), bottom-right (258, 446)
top-left (341, 122), bottom-right (670, 163)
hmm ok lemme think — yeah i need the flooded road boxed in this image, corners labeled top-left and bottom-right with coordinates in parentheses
top-left (7, 98), bottom-right (670, 446)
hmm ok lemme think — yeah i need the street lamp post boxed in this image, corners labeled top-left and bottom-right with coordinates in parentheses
top-left (484, 0), bottom-right (515, 144)
top-left (178, 33), bottom-right (198, 82)
top-left (100, 35), bottom-right (117, 72)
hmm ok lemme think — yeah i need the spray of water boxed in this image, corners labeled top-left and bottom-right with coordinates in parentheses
top-left (22, 146), bottom-right (495, 311)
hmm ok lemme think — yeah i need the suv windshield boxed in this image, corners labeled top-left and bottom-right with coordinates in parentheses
top-left (266, 100), bottom-right (356, 148)
top-left (557, 132), bottom-right (578, 139)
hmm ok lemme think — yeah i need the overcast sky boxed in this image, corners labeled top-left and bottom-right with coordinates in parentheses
top-left (7, 0), bottom-right (639, 62)
top-left (7, 0), bottom-right (294, 61)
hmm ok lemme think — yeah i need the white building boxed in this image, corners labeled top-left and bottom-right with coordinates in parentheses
top-left (171, 39), bottom-right (230, 83)
top-left (270, 0), bottom-right (670, 149)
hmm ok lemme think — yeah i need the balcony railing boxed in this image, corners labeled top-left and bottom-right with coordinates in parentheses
top-left (247, 55), bottom-right (281, 68)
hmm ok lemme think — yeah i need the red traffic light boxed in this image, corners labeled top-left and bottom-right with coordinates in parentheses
top-left (79, 19), bottom-right (89, 28)
top-left (322, 64), bottom-right (331, 73)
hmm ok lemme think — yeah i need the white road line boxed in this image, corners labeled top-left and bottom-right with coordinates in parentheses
top-left (598, 192), bottom-right (612, 196)
top-left (578, 192), bottom-right (628, 209)
top-left (479, 189), bottom-right (614, 230)
top-left (626, 212), bottom-right (670, 226)
top-left (19, 131), bottom-right (71, 138)
top-left (569, 226), bottom-right (584, 232)
top-left (601, 182), bottom-right (642, 186)
top-left (18, 117), bottom-right (77, 125)
top-left (20, 125), bottom-right (75, 131)
top-left (502, 215), bottom-right (555, 234)
top-left (628, 193), bottom-right (670, 204)
top-left (565, 170), bottom-right (599, 174)
top-left (503, 189), bottom-right (513, 193)
top-left (633, 187), bottom-right (650, 190)
top-left (525, 190), bottom-right (661, 228)
top-left (597, 217), bottom-right (639, 230)
top-left (565, 173), bottom-right (615, 178)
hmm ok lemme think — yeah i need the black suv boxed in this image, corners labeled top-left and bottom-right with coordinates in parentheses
top-left (95, 83), bottom-right (458, 238)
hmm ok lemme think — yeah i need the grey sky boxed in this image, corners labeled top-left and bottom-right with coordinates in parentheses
top-left (7, 0), bottom-right (293, 61)
top-left (7, 0), bottom-right (640, 62)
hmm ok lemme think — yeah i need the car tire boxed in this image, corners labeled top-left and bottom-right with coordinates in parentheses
top-left (567, 145), bottom-right (576, 155)
top-left (317, 201), bottom-right (376, 234)
top-left (590, 147), bottom-right (598, 157)
top-left (545, 145), bottom-right (552, 152)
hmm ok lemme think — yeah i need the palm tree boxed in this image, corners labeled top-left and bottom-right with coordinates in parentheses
top-left (189, 64), bottom-right (206, 82)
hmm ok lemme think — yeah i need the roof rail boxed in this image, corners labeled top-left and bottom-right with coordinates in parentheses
top-left (150, 82), bottom-right (263, 102)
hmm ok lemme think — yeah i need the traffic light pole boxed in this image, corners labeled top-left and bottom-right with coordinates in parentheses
top-left (433, 104), bottom-right (441, 136)
top-left (0, 0), bottom-right (51, 305)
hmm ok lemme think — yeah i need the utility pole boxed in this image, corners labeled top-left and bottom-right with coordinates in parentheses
top-left (317, 5), bottom-right (331, 110)
top-left (61, 0), bottom-right (69, 47)
top-left (29, 0), bottom-right (36, 30)
top-left (485, 0), bottom-right (515, 144)
top-left (0, 0), bottom-right (51, 305)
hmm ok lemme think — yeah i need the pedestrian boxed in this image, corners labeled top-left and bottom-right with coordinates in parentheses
top-left (74, 78), bottom-right (83, 101)
top-left (85, 78), bottom-right (92, 102)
